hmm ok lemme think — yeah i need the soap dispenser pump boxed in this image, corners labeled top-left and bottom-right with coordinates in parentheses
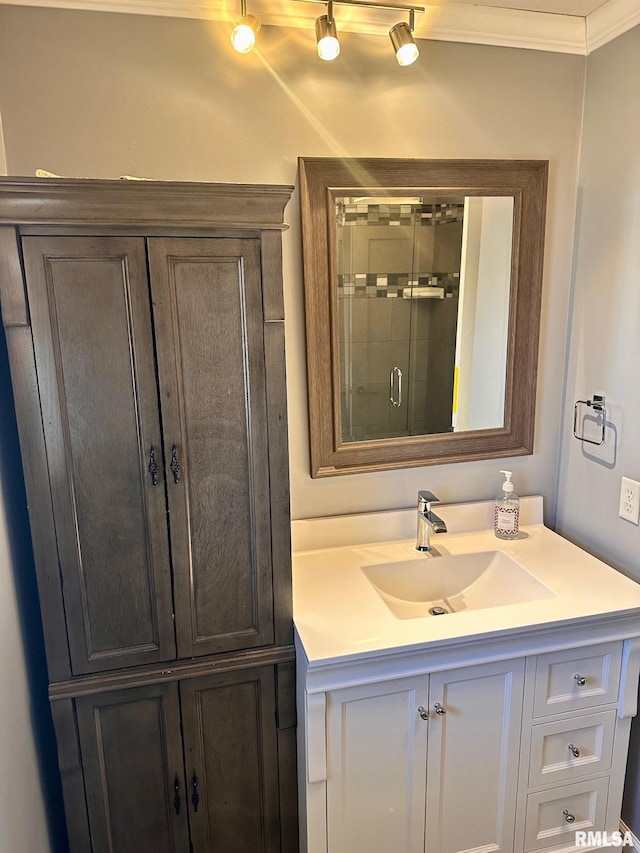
top-left (494, 470), bottom-right (520, 540)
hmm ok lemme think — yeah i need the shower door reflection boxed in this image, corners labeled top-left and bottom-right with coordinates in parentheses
top-left (337, 197), bottom-right (463, 443)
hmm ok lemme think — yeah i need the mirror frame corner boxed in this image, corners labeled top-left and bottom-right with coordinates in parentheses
top-left (298, 157), bottom-right (549, 478)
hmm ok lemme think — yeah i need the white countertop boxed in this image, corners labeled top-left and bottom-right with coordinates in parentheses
top-left (292, 497), bottom-right (640, 666)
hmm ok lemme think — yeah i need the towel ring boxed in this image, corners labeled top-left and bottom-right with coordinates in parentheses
top-left (573, 394), bottom-right (606, 446)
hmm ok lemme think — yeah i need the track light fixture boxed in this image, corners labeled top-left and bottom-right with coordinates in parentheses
top-left (230, 1), bottom-right (424, 64)
top-left (231, 0), bottom-right (261, 54)
top-left (389, 8), bottom-right (419, 66)
top-left (316, 1), bottom-right (340, 61)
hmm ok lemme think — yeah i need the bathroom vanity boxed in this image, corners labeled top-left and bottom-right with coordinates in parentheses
top-left (293, 497), bottom-right (640, 853)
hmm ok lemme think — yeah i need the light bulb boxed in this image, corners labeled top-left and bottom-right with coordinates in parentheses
top-left (396, 41), bottom-right (419, 66)
top-left (231, 15), bottom-right (260, 54)
top-left (389, 22), bottom-right (419, 67)
top-left (316, 15), bottom-right (340, 61)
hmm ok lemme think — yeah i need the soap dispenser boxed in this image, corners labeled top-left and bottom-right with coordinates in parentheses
top-left (494, 470), bottom-right (520, 540)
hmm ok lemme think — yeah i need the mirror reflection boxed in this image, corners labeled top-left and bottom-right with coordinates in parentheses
top-left (336, 194), bottom-right (514, 443)
top-left (298, 157), bottom-right (548, 477)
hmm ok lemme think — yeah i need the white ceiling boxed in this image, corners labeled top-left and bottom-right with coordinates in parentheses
top-left (0, 0), bottom-right (638, 53)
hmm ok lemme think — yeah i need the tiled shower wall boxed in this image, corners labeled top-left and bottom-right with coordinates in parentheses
top-left (337, 205), bottom-right (463, 442)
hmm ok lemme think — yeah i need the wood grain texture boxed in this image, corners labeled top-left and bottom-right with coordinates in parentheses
top-left (276, 661), bottom-right (299, 852)
top-left (4, 325), bottom-right (72, 680)
top-left (180, 665), bottom-right (281, 853)
top-left (260, 229), bottom-right (286, 322)
top-left (0, 177), bottom-right (293, 230)
top-left (50, 699), bottom-right (92, 851)
top-left (0, 226), bottom-right (28, 326)
top-left (148, 238), bottom-right (274, 658)
top-left (76, 683), bottom-right (190, 853)
top-left (49, 644), bottom-right (296, 700)
top-left (264, 321), bottom-right (293, 647)
top-left (22, 236), bottom-right (176, 673)
top-left (298, 157), bottom-right (548, 476)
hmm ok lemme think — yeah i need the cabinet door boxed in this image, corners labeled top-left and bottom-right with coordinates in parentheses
top-left (148, 238), bottom-right (274, 658)
top-left (425, 659), bottom-right (525, 853)
top-left (22, 237), bottom-right (176, 674)
top-left (180, 665), bottom-right (281, 853)
top-left (325, 676), bottom-right (429, 853)
top-left (76, 683), bottom-right (190, 853)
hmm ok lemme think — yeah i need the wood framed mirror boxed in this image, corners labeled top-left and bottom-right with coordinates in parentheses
top-left (298, 158), bottom-right (548, 477)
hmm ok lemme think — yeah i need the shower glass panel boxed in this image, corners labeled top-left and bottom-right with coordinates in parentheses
top-left (337, 197), bottom-right (464, 443)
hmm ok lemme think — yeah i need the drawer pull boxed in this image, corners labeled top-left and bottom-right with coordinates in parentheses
top-left (574, 673), bottom-right (587, 686)
top-left (562, 809), bottom-right (576, 823)
top-left (568, 743), bottom-right (581, 758)
top-left (434, 702), bottom-right (447, 716)
top-left (418, 706), bottom-right (429, 720)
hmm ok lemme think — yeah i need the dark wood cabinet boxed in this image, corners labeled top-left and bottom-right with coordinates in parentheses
top-left (22, 234), bottom-right (276, 673)
top-left (22, 235), bottom-right (176, 674)
top-left (76, 664), bottom-right (285, 853)
top-left (181, 666), bottom-right (282, 853)
top-left (76, 682), bottom-right (190, 853)
top-left (0, 178), bottom-right (296, 853)
top-left (148, 237), bottom-right (275, 659)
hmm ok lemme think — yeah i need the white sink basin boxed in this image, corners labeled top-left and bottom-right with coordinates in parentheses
top-left (362, 550), bottom-right (555, 619)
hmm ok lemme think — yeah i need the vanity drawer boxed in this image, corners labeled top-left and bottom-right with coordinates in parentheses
top-left (532, 643), bottom-right (622, 718)
top-left (528, 711), bottom-right (616, 787)
top-left (524, 777), bottom-right (609, 851)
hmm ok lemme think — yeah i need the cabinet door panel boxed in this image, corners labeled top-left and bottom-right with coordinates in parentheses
top-left (326, 677), bottom-right (429, 853)
top-left (22, 237), bottom-right (176, 673)
top-left (426, 659), bottom-right (525, 853)
top-left (148, 238), bottom-right (274, 658)
top-left (180, 665), bottom-right (281, 853)
top-left (76, 683), bottom-right (190, 853)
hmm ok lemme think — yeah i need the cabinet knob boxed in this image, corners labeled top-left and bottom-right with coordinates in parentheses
top-left (434, 702), bottom-right (447, 716)
top-left (418, 706), bottom-right (429, 720)
top-left (574, 673), bottom-right (587, 686)
top-left (562, 809), bottom-right (576, 823)
top-left (568, 743), bottom-right (581, 758)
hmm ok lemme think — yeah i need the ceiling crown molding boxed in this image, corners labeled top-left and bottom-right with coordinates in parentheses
top-left (586, 0), bottom-right (640, 52)
top-left (0, 0), bottom-right (635, 54)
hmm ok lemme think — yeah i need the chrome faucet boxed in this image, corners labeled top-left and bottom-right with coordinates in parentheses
top-left (416, 490), bottom-right (447, 552)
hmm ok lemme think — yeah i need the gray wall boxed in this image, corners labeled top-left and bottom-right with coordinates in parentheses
top-left (555, 23), bottom-right (640, 833)
top-left (0, 5), bottom-right (585, 524)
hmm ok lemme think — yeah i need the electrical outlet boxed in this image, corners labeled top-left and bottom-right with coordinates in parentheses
top-left (619, 477), bottom-right (640, 525)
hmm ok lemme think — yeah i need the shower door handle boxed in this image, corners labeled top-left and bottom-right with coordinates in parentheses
top-left (389, 367), bottom-right (403, 408)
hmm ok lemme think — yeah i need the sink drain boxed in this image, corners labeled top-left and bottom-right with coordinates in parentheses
top-left (429, 606), bottom-right (449, 616)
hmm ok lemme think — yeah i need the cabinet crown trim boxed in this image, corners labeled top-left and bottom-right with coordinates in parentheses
top-left (0, 177), bottom-right (294, 229)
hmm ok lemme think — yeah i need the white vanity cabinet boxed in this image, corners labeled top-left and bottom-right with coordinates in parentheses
top-left (292, 502), bottom-right (640, 853)
top-left (297, 634), bottom-right (640, 853)
top-left (515, 641), bottom-right (630, 852)
top-left (425, 660), bottom-right (525, 853)
top-left (325, 676), bottom-right (429, 853)
top-left (323, 660), bottom-right (524, 853)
